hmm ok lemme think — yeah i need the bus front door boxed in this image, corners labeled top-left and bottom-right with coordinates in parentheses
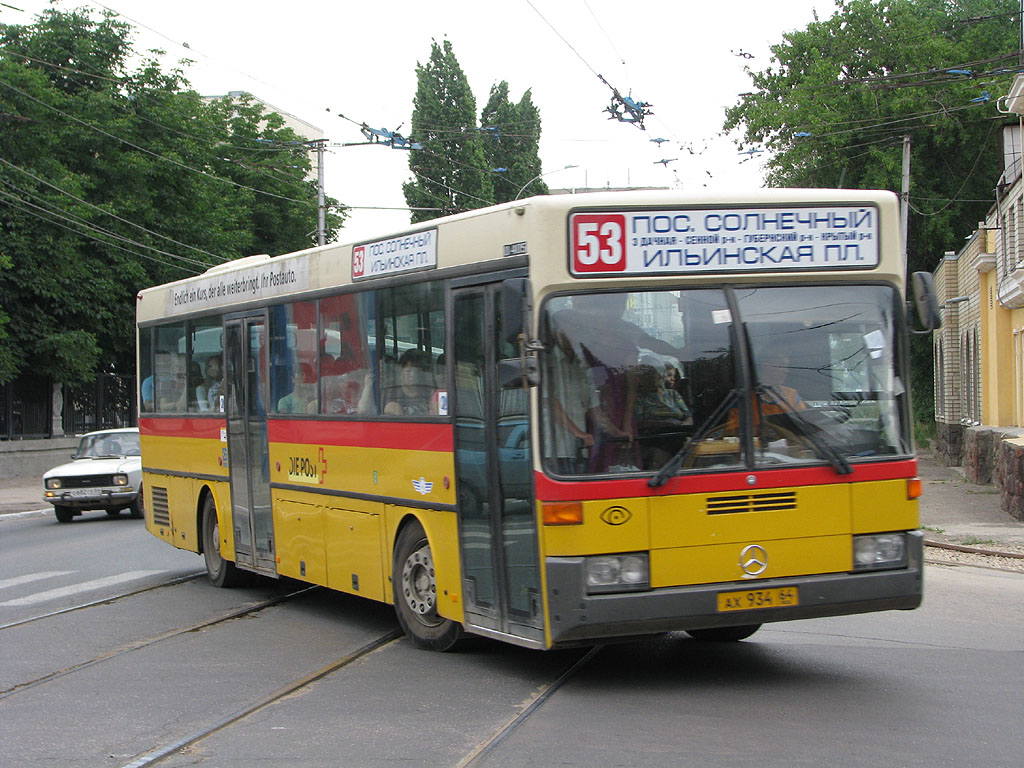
top-left (224, 315), bottom-right (277, 575)
top-left (453, 286), bottom-right (543, 645)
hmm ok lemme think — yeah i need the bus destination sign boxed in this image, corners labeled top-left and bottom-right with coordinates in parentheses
top-left (352, 228), bottom-right (438, 281)
top-left (569, 205), bottom-right (879, 277)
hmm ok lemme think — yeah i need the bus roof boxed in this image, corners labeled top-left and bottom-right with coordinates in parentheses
top-left (137, 188), bottom-right (903, 324)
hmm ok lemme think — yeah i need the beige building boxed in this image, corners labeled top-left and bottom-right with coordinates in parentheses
top-left (933, 81), bottom-right (1024, 518)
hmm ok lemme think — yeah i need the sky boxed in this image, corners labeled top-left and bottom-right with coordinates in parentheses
top-left (3, 0), bottom-right (838, 246)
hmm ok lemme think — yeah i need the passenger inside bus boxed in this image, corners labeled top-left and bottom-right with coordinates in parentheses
top-left (551, 293), bottom-right (686, 473)
top-left (195, 355), bottom-right (223, 413)
top-left (384, 349), bottom-right (434, 416)
top-left (634, 363), bottom-right (693, 467)
top-left (278, 363), bottom-right (317, 414)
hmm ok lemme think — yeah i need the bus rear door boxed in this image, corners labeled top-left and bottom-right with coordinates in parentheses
top-left (224, 314), bottom-right (277, 575)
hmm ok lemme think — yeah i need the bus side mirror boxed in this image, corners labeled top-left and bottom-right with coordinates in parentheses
top-left (910, 271), bottom-right (942, 331)
top-left (501, 278), bottom-right (532, 345)
top-left (498, 357), bottom-right (539, 389)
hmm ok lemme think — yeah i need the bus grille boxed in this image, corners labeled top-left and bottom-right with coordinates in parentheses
top-left (706, 491), bottom-right (797, 515)
top-left (151, 487), bottom-right (170, 527)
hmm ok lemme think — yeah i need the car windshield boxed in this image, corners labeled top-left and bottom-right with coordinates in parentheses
top-left (76, 432), bottom-right (140, 458)
top-left (540, 285), bottom-right (909, 478)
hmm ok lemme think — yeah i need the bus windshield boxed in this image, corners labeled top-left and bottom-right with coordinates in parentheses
top-left (540, 284), bottom-right (909, 477)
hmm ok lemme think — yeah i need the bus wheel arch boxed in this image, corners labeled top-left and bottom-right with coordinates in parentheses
top-left (391, 516), bottom-right (463, 651)
top-left (201, 490), bottom-right (244, 588)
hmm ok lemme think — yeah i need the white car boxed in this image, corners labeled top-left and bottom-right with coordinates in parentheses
top-left (43, 428), bottom-right (143, 523)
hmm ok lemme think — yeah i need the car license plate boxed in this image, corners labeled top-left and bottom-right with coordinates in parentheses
top-left (717, 586), bottom-right (798, 612)
top-left (67, 488), bottom-right (103, 497)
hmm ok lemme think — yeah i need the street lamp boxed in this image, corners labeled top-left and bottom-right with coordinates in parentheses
top-left (515, 164), bottom-right (579, 200)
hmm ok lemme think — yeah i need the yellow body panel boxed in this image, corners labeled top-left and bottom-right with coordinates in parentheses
top-left (851, 479), bottom-right (918, 533)
top-left (651, 534), bottom-right (852, 587)
top-left (542, 497), bottom-right (650, 556)
top-left (650, 484), bottom-right (851, 548)
top-left (270, 442), bottom-right (455, 507)
top-left (324, 499), bottom-right (386, 602)
top-left (274, 497), bottom-right (327, 584)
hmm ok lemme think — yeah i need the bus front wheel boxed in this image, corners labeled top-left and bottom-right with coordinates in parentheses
top-left (393, 520), bottom-right (462, 651)
top-left (202, 495), bottom-right (244, 588)
top-left (685, 624), bottom-right (761, 642)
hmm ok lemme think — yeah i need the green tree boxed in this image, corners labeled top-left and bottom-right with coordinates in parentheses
top-left (722, 0), bottom-right (1018, 421)
top-left (0, 8), bottom-right (342, 386)
top-left (480, 82), bottom-right (546, 202)
top-left (403, 40), bottom-right (494, 222)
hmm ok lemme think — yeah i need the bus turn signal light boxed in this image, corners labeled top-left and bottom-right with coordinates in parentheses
top-left (907, 477), bottom-right (922, 500)
top-left (542, 501), bottom-right (583, 525)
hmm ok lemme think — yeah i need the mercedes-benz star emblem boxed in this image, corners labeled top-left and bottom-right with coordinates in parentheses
top-left (739, 544), bottom-right (768, 577)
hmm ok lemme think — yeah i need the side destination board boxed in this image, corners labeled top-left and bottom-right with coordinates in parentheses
top-left (569, 205), bottom-right (879, 277)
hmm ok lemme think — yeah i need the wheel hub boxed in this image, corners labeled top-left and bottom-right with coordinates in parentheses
top-left (401, 545), bottom-right (436, 615)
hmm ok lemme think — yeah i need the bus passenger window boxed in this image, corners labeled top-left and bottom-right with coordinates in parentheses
top-left (319, 293), bottom-right (372, 415)
top-left (270, 301), bottom-right (317, 415)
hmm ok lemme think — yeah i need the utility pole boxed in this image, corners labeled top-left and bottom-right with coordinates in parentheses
top-left (900, 133), bottom-right (911, 275)
top-left (312, 139), bottom-right (326, 247)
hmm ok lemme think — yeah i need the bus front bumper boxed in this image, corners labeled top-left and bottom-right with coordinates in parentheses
top-left (545, 531), bottom-right (923, 646)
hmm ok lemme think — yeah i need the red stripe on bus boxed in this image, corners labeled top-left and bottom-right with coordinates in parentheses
top-left (139, 417), bottom-right (225, 439)
top-left (268, 419), bottom-right (454, 452)
top-left (534, 458), bottom-right (919, 502)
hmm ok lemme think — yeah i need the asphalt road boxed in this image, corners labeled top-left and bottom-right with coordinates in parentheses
top-left (1, 510), bottom-right (1022, 767)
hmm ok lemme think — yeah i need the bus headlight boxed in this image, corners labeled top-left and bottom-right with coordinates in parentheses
top-left (585, 553), bottom-right (649, 594)
top-left (853, 533), bottom-right (907, 571)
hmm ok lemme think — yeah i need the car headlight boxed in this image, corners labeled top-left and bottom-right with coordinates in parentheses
top-left (853, 533), bottom-right (907, 571)
top-left (585, 553), bottom-right (649, 594)
top-left (113, 473), bottom-right (129, 486)
top-left (45, 478), bottom-right (62, 490)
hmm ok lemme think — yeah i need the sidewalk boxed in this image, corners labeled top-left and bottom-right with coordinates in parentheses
top-left (3, 455), bottom-right (1024, 549)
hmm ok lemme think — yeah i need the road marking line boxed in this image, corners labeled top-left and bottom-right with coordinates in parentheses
top-left (0, 571), bottom-right (74, 591)
top-left (0, 570), bottom-right (165, 607)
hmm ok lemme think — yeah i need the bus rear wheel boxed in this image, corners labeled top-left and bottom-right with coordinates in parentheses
top-left (393, 520), bottom-right (462, 651)
top-left (685, 624), bottom-right (761, 642)
top-left (202, 494), bottom-right (244, 588)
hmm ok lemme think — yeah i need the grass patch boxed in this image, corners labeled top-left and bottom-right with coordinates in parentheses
top-left (921, 525), bottom-right (945, 534)
top-left (960, 537), bottom-right (997, 547)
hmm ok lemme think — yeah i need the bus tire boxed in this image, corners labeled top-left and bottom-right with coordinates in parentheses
top-left (54, 506), bottom-right (74, 523)
top-left (685, 624), bottom-right (761, 642)
top-left (393, 520), bottom-right (462, 651)
top-left (202, 494), bottom-right (244, 588)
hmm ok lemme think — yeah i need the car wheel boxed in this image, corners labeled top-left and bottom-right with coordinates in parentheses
top-left (392, 520), bottom-right (462, 651)
top-left (54, 506), bottom-right (75, 523)
top-left (685, 624), bottom-right (761, 642)
top-left (127, 495), bottom-right (144, 519)
top-left (202, 494), bottom-right (244, 588)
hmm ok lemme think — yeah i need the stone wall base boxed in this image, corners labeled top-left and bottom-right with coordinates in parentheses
top-left (995, 439), bottom-right (1024, 522)
top-left (0, 438), bottom-right (80, 480)
top-left (933, 422), bottom-right (964, 466)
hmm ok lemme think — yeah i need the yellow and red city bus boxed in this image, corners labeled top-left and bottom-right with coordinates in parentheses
top-left (137, 189), bottom-right (937, 650)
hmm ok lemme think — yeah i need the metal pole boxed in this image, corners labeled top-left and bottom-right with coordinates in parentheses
top-left (315, 140), bottom-right (326, 247)
top-left (900, 134), bottom-right (911, 274)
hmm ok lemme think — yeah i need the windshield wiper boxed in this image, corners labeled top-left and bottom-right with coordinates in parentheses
top-left (649, 388), bottom-right (741, 488)
top-left (757, 384), bottom-right (853, 475)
